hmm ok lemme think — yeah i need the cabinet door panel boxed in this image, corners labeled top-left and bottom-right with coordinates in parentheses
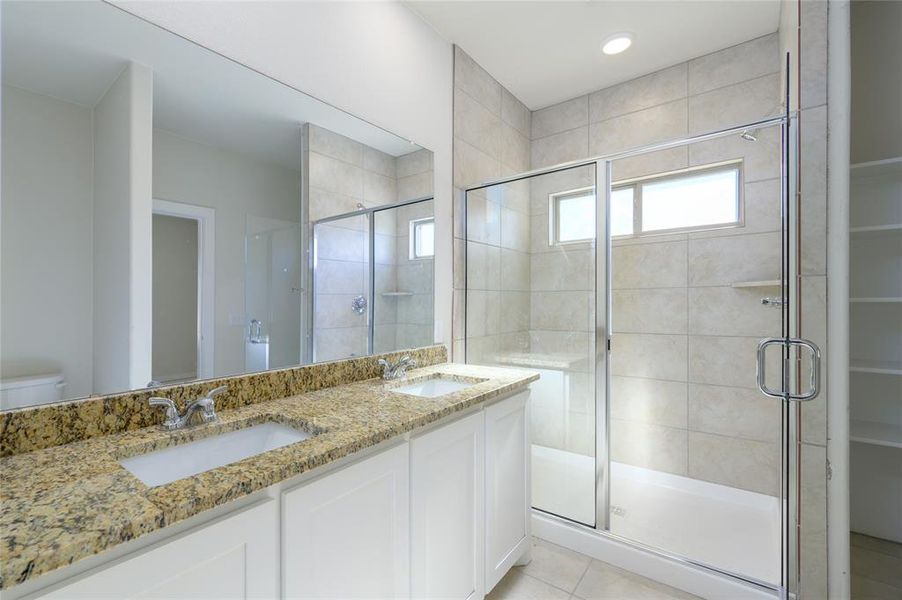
top-left (282, 443), bottom-right (410, 599)
top-left (36, 500), bottom-right (278, 599)
top-left (485, 391), bottom-right (530, 592)
top-left (411, 411), bottom-right (484, 600)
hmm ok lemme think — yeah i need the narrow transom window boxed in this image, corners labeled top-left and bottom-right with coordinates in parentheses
top-left (550, 188), bottom-right (595, 244)
top-left (409, 217), bottom-right (435, 259)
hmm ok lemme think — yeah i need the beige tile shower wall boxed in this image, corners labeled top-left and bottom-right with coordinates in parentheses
top-left (308, 124), bottom-right (399, 361)
top-left (528, 34), bottom-right (788, 495)
top-left (451, 46), bottom-right (531, 362)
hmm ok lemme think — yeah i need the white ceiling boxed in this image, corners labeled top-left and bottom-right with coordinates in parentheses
top-left (2, 1), bottom-right (420, 169)
top-left (407, 0), bottom-right (782, 110)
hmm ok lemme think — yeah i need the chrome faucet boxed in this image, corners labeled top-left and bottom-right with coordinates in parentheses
top-left (149, 385), bottom-right (228, 431)
top-left (378, 355), bottom-right (417, 380)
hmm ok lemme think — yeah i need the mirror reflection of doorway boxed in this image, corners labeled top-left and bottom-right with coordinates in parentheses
top-left (151, 200), bottom-right (215, 385)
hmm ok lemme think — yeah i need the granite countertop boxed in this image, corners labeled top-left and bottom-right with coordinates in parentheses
top-left (0, 363), bottom-right (537, 590)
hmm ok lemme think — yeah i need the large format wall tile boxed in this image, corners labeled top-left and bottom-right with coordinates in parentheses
top-left (688, 431), bottom-right (780, 496)
top-left (454, 46), bottom-right (501, 114)
top-left (687, 232), bottom-right (781, 286)
top-left (589, 63), bottom-right (687, 123)
top-left (531, 127), bottom-right (589, 169)
top-left (454, 138), bottom-right (500, 189)
top-left (530, 247), bottom-right (593, 291)
top-left (310, 124), bottom-right (364, 165)
top-left (532, 95), bottom-right (589, 140)
top-left (688, 73), bottom-right (782, 135)
top-left (530, 290), bottom-right (592, 331)
top-left (688, 286), bottom-right (781, 337)
top-left (613, 289), bottom-right (688, 335)
top-left (688, 33), bottom-right (779, 95)
top-left (465, 241), bottom-right (501, 290)
top-left (454, 87), bottom-right (502, 158)
top-left (688, 335), bottom-right (780, 390)
top-left (501, 87), bottom-right (531, 137)
top-left (611, 376), bottom-right (688, 429)
top-left (610, 333), bottom-right (687, 381)
top-left (309, 152), bottom-right (364, 198)
top-left (688, 384), bottom-right (781, 443)
top-left (611, 420), bottom-right (688, 475)
top-left (688, 123), bottom-right (781, 183)
top-left (589, 99), bottom-right (688, 156)
top-left (612, 240), bottom-right (688, 289)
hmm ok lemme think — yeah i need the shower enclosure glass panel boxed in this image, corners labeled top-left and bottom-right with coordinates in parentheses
top-left (466, 164), bottom-right (597, 526)
top-left (607, 121), bottom-right (786, 585)
top-left (245, 217), bottom-right (302, 372)
top-left (312, 213), bottom-right (370, 362)
top-left (373, 200), bottom-right (435, 354)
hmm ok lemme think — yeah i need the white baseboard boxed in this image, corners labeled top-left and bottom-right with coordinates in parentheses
top-left (531, 511), bottom-right (777, 600)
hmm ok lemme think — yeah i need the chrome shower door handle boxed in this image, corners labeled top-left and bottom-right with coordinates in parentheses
top-left (756, 337), bottom-right (822, 402)
top-left (756, 337), bottom-right (785, 399)
top-left (787, 338), bottom-right (821, 402)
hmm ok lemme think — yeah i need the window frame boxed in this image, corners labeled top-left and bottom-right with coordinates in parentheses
top-left (615, 160), bottom-right (745, 238)
top-left (546, 160), bottom-right (745, 246)
top-left (548, 186), bottom-right (596, 246)
top-left (408, 216), bottom-right (435, 260)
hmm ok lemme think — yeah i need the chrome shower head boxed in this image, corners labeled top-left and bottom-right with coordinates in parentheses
top-left (740, 130), bottom-right (758, 142)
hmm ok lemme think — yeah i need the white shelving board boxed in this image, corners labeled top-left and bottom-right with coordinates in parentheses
top-left (850, 359), bottom-right (902, 376)
top-left (850, 419), bottom-right (902, 449)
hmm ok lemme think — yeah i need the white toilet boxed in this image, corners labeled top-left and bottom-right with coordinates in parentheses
top-left (0, 373), bottom-right (66, 410)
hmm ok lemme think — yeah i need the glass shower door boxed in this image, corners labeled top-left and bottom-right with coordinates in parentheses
top-left (466, 163), bottom-right (598, 526)
top-left (312, 213), bottom-right (370, 362)
top-left (604, 120), bottom-right (790, 586)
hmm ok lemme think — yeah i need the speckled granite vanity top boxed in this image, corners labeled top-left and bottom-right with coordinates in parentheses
top-left (0, 362), bottom-right (537, 589)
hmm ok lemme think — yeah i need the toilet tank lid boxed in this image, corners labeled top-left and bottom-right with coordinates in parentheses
top-left (0, 373), bottom-right (65, 390)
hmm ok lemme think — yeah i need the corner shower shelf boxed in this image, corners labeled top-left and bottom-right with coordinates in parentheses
top-left (731, 279), bottom-right (781, 289)
top-left (850, 360), bottom-right (902, 376)
top-left (380, 291), bottom-right (413, 297)
top-left (850, 419), bottom-right (902, 449)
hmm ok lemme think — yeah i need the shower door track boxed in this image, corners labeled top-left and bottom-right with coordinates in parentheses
top-left (463, 113), bottom-right (798, 598)
top-left (308, 195), bottom-right (434, 360)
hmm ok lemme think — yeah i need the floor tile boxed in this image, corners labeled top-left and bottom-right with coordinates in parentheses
top-left (574, 559), bottom-right (700, 600)
top-left (516, 537), bottom-right (592, 593)
top-left (852, 545), bottom-right (902, 589)
top-left (851, 533), bottom-right (902, 559)
top-left (851, 575), bottom-right (902, 600)
top-left (486, 569), bottom-right (570, 600)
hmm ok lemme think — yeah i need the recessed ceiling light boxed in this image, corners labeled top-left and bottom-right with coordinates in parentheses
top-left (602, 33), bottom-right (633, 55)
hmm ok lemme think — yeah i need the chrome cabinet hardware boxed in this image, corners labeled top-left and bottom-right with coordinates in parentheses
top-left (756, 337), bottom-right (821, 402)
top-left (149, 385), bottom-right (228, 430)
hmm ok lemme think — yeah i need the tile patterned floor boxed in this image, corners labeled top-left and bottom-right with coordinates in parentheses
top-left (850, 533), bottom-right (902, 600)
top-left (487, 538), bottom-right (699, 600)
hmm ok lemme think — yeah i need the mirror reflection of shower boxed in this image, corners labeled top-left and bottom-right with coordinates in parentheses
top-left (245, 216), bottom-right (302, 373)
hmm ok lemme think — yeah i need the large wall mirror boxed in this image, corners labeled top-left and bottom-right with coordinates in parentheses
top-left (0, 1), bottom-right (435, 409)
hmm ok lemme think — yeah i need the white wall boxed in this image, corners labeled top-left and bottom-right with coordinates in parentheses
top-left (93, 62), bottom-right (154, 394)
top-left (152, 128), bottom-right (301, 379)
top-left (0, 85), bottom-right (94, 398)
top-left (116, 0), bottom-right (455, 352)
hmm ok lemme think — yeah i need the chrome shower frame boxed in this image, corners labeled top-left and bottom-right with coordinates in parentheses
top-left (462, 111), bottom-right (801, 598)
top-left (308, 195), bottom-right (434, 362)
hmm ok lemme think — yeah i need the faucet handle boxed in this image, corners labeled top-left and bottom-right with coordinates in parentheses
top-left (204, 385), bottom-right (228, 400)
top-left (149, 397), bottom-right (179, 428)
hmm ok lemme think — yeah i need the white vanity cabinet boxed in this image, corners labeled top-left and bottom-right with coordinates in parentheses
top-left (281, 442), bottom-right (411, 599)
top-left (484, 390), bottom-right (530, 591)
top-left (411, 410), bottom-right (485, 600)
top-left (19, 387), bottom-right (531, 600)
top-left (31, 500), bottom-right (279, 599)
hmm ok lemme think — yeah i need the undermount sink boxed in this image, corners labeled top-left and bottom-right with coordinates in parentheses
top-left (120, 422), bottom-right (312, 487)
top-left (390, 376), bottom-right (480, 398)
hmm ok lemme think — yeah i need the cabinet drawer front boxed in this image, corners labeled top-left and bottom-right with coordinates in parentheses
top-left (282, 443), bottom-right (410, 599)
top-left (33, 501), bottom-right (279, 599)
top-left (411, 410), bottom-right (485, 600)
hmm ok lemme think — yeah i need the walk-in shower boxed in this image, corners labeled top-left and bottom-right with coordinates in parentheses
top-left (463, 115), bottom-right (819, 596)
top-left (310, 197), bottom-right (435, 362)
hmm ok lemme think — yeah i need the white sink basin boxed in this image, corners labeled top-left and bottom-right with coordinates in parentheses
top-left (391, 377), bottom-right (477, 398)
top-left (120, 422), bottom-right (311, 487)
